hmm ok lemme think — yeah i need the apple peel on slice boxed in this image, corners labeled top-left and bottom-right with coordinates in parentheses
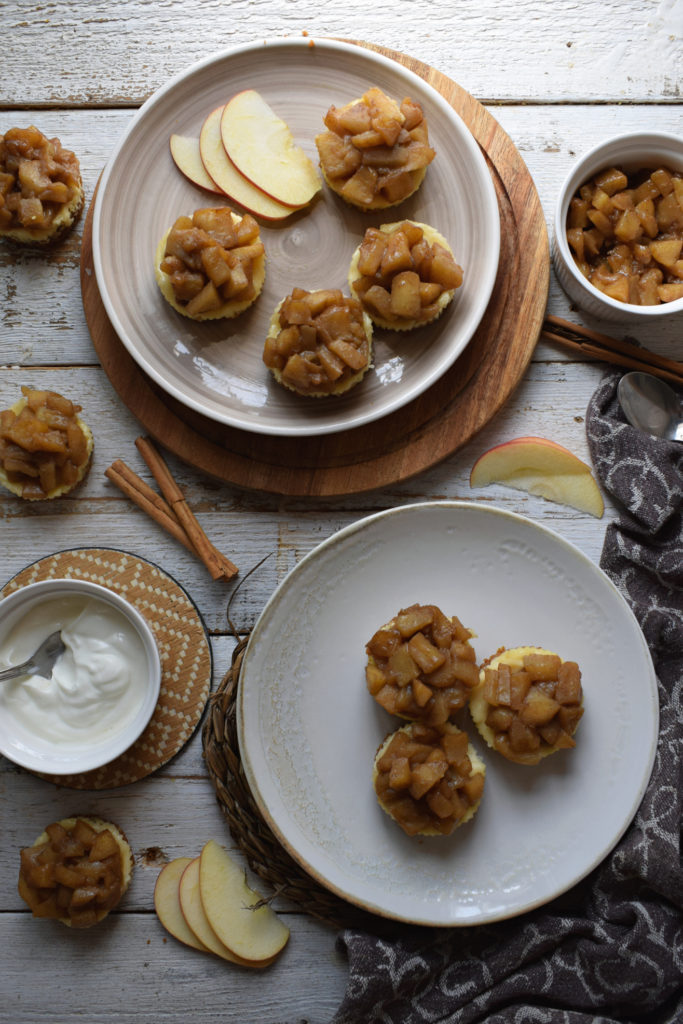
top-left (199, 107), bottom-right (295, 221)
top-left (199, 839), bottom-right (289, 964)
top-left (470, 436), bottom-right (604, 518)
top-left (220, 89), bottom-right (321, 208)
top-left (154, 856), bottom-right (210, 952)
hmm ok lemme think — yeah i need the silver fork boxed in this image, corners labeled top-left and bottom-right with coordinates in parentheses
top-left (0, 630), bottom-right (66, 683)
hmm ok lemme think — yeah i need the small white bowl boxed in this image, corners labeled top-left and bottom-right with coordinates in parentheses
top-left (0, 579), bottom-right (161, 774)
top-left (553, 132), bottom-right (683, 324)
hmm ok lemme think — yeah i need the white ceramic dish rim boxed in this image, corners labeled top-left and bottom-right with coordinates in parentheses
top-left (237, 500), bottom-right (659, 926)
top-left (92, 36), bottom-right (501, 437)
top-left (0, 578), bottom-right (161, 773)
top-left (554, 130), bottom-right (683, 318)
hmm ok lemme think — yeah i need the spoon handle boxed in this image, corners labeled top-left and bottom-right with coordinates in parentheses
top-left (0, 659), bottom-right (35, 683)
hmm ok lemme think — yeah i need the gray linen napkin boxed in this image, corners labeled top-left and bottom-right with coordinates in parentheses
top-left (329, 371), bottom-right (683, 1024)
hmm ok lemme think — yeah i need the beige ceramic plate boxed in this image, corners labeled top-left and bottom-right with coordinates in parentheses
top-left (238, 502), bottom-right (658, 925)
top-left (93, 38), bottom-right (500, 437)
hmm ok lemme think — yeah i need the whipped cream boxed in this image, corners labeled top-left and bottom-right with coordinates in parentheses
top-left (0, 594), bottom-right (149, 748)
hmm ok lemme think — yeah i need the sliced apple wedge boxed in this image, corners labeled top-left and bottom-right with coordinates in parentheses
top-left (155, 857), bottom-right (210, 952)
top-left (170, 134), bottom-right (222, 194)
top-left (199, 840), bottom-right (289, 964)
top-left (199, 107), bottom-right (295, 221)
top-left (178, 857), bottom-right (256, 965)
top-left (220, 90), bottom-right (321, 208)
top-left (470, 436), bottom-right (604, 518)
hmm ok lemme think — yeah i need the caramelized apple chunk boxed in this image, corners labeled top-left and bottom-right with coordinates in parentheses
top-left (349, 221), bottom-right (463, 329)
top-left (374, 721), bottom-right (486, 836)
top-left (18, 816), bottom-right (133, 928)
top-left (0, 126), bottom-right (83, 244)
top-left (366, 603), bottom-right (478, 726)
top-left (566, 165), bottom-right (683, 305)
top-left (0, 386), bottom-right (93, 500)
top-left (470, 646), bottom-right (584, 765)
top-left (154, 207), bottom-right (265, 320)
top-left (263, 287), bottom-right (372, 397)
top-left (315, 87), bottom-right (435, 210)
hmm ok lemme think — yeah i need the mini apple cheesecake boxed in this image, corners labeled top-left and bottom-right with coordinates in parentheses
top-left (0, 387), bottom-right (93, 501)
top-left (349, 221), bottom-right (463, 330)
top-left (0, 126), bottom-right (84, 245)
top-left (18, 816), bottom-right (134, 929)
top-left (315, 86), bottom-right (435, 210)
top-left (470, 646), bottom-right (584, 765)
top-left (262, 287), bottom-right (372, 397)
top-left (155, 207), bottom-right (265, 320)
top-left (374, 721), bottom-right (485, 836)
top-left (366, 603), bottom-right (479, 727)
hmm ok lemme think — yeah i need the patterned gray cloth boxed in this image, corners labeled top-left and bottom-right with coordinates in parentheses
top-left (330, 372), bottom-right (683, 1024)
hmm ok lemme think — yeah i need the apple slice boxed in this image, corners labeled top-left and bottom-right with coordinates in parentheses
top-left (154, 857), bottom-right (210, 952)
top-left (220, 90), bottom-right (321, 208)
top-left (170, 135), bottom-right (222, 194)
top-left (199, 107), bottom-right (295, 221)
top-left (469, 436), bottom-right (604, 517)
top-left (178, 856), bottom-right (256, 965)
top-left (199, 840), bottom-right (289, 963)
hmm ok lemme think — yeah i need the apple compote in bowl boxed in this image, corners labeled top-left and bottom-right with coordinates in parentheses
top-left (553, 131), bottom-right (683, 323)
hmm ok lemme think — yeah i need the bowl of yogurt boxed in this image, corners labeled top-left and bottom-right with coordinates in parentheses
top-left (0, 579), bottom-right (161, 773)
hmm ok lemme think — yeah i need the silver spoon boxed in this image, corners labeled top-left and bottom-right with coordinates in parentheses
top-left (617, 371), bottom-right (683, 442)
top-left (0, 630), bottom-right (65, 683)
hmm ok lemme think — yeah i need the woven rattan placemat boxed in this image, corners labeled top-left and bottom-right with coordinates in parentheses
top-left (202, 638), bottom-right (395, 933)
top-left (2, 548), bottom-right (212, 790)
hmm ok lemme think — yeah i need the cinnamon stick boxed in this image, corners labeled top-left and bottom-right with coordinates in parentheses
top-left (542, 315), bottom-right (683, 386)
top-left (134, 436), bottom-right (238, 580)
top-left (542, 329), bottom-right (683, 386)
top-left (105, 462), bottom-right (196, 555)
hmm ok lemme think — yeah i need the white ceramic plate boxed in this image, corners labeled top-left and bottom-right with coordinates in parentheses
top-left (93, 39), bottom-right (500, 437)
top-left (237, 502), bottom-right (658, 925)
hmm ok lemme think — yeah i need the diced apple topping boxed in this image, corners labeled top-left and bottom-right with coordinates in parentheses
top-left (18, 817), bottom-right (130, 928)
top-left (262, 287), bottom-right (371, 396)
top-left (474, 648), bottom-right (583, 764)
top-left (374, 722), bottom-right (485, 836)
top-left (158, 207), bottom-right (264, 318)
top-left (315, 87), bottom-right (435, 209)
top-left (566, 164), bottom-right (683, 305)
top-left (0, 126), bottom-right (83, 241)
top-left (0, 386), bottom-right (92, 500)
top-left (366, 603), bottom-right (478, 727)
top-left (350, 221), bottom-right (463, 328)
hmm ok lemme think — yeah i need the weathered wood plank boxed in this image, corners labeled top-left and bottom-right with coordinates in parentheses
top-left (3, 0), bottom-right (681, 107)
top-left (2, 911), bottom-right (346, 1024)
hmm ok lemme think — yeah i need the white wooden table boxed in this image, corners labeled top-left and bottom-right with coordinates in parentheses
top-left (2, 3), bottom-right (681, 1022)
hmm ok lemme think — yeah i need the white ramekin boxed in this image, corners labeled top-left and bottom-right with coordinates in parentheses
top-left (0, 579), bottom-right (161, 774)
top-left (552, 131), bottom-right (683, 324)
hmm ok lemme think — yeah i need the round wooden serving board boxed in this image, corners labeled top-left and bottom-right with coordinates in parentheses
top-left (80, 42), bottom-right (549, 497)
